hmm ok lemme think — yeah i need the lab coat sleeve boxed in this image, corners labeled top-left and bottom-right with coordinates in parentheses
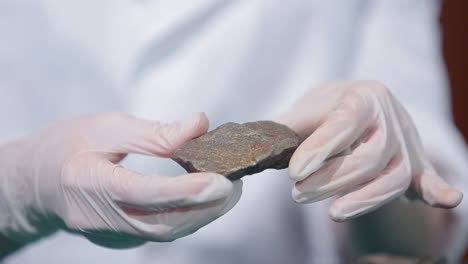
top-left (348, 0), bottom-right (468, 259)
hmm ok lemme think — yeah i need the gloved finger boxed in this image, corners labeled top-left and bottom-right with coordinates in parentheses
top-left (416, 168), bottom-right (463, 209)
top-left (106, 163), bottom-right (234, 211)
top-left (292, 128), bottom-right (394, 203)
top-left (117, 180), bottom-right (243, 242)
top-left (288, 94), bottom-right (375, 181)
top-left (109, 112), bottom-right (209, 157)
top-left (328, 155), bottom-right (410, 222)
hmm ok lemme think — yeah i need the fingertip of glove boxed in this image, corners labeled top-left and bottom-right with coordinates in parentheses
top-left (328, 211), bottom-right (347, 223)
top-left (289, 151), bottom-right (325, 181)
top-left (422, 176), bottom-right (463, 209)
top-left (444, 187), bottom-right (463, 208)
top-left (448, 190), bottom-right (463, 208)
top-left (230, 179), bottom-right (243, 191)
top-left (328, 202), bottom-right (350, 222)
top-left (429, 188), bottom-right (463, 209)
top-left (184, 112), bottom-right (209, 135)
top-left (291, 186), bottom-right (310, 204)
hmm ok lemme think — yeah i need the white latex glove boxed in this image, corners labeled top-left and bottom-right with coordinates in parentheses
top-left (275, 81), bottom-right (463, 222)
top-left (0, 112), bottom-right (241, 249)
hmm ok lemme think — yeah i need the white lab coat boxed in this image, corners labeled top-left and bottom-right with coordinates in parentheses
top-left (1, 0), bottom-right (467, 263)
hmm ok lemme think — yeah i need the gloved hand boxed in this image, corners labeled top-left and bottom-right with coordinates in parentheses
top-left (0, 112), bottom-right (241, 249)
top-left (275, 80), bottom-right (463, 221)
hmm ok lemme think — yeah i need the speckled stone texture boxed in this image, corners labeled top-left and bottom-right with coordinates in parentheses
top-left (171, 121), bottom-right (300, 180)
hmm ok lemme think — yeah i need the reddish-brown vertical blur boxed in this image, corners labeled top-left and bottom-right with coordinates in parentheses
top-left (440, 0), bottom-right (468, 141)
top-left (441, 1), bottom-right (468, 260)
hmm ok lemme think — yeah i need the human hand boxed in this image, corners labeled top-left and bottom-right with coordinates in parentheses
top-left (275, 81), bottom-right (462, 221)
top-left (0, 112), bottom-right (241, 248)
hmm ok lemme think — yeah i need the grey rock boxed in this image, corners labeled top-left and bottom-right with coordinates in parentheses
top-left (171, 121), bottom-right (300, 180)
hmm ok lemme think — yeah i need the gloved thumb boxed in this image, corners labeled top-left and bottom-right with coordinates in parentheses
top-left (418, 169), bottom-right (463, 208)
top-left (108, 112), bottom-right (209, 157)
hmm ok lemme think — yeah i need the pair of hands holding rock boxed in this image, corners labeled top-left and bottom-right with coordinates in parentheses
top-left (175, 80), bottom-right (461, 219)
top-left (1, 81), bottom-right (461, 249)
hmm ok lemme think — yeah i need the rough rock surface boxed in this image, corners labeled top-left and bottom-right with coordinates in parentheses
top-left (171, 121), bottom-right (300, 180)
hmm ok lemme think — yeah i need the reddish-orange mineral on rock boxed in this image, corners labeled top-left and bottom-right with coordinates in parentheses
top-left (171, 121), bottom-right (300, 180)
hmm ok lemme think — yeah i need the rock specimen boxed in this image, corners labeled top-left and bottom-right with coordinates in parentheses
top-left (172, 121), bottom-right (300, 180)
